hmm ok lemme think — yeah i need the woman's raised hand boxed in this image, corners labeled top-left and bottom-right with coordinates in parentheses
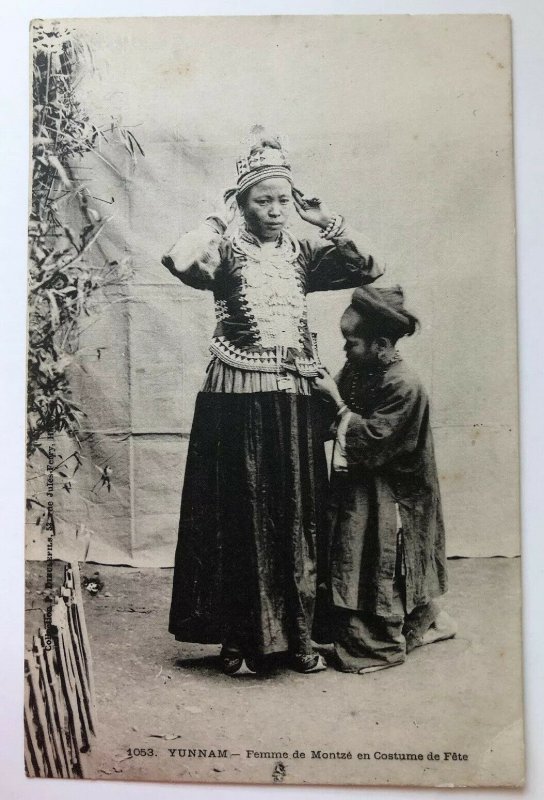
top-left (293, 189), bottom-right (335, 230)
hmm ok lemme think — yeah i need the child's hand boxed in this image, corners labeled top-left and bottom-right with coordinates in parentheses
top-left (313, 368), bottom-right (343, 406)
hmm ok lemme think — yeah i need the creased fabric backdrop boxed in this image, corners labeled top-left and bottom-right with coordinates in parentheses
top-left (26, 15), bottom-right (519, 565)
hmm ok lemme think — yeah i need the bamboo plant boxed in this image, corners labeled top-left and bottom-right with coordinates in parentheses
top-left (28, 21), bottom-right (143, 520)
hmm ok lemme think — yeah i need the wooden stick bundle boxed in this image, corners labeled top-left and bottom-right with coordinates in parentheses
top-left (24, 562), bottom-right (97, 778)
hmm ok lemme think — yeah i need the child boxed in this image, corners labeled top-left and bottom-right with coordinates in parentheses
top-left (314, 285), bottom-right (456, 674)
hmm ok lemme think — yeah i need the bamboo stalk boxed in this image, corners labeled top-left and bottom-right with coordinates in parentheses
top-left (24, 716), bottom-right (39, 777)
top-left (39, 628), bottom-right (73, 777)
top-left (24, 737), bottom-right (36, 779)
top-left (61, 586), bottom-right (93, 742)
top-left (24, 660), bottom-right (46, 777)
top-left (66, 595), bottom-right (96, 734)
top-left (33, 634), bottom-right (70, 778)
top-left (51, 600), bottom-right (84, 771)
top-left (32, 635), bottom-right (62, 777)
top-left (27, 652), bottom-right (56, 776)
top-left (67, 562), bottom-right (96, 699)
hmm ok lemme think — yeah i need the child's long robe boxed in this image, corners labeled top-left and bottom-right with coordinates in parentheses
top-left (326, 358), bottom-right (447, 620)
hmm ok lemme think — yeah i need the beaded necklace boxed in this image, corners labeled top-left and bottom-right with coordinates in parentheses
top-left (345, 353), bottom-right (401, 415)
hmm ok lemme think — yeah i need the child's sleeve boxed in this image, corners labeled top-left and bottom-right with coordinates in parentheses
top-left (344, 374), bottom-right (424, 469)
top-left (314, 368), bottom-right (349, 442)
top-left (332, 408), bottom-right (352, 472)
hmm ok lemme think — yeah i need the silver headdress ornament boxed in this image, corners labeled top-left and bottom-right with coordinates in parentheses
top-left (240, 125), bottom-right (290, 156)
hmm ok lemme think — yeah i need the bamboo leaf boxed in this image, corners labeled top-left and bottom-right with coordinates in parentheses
top-left (47, 154), bottom-right (71, 187)
top-left (127, 130), bottom-right (145, 156)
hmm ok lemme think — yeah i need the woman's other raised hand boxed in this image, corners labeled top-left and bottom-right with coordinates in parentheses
top-left (293, 189), bottom-right (335, 230)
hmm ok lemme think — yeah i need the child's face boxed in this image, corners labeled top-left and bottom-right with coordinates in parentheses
top-left (341, 309), bottom-right (377, 367)
top-left (343, 333), bottom-right (375, 366)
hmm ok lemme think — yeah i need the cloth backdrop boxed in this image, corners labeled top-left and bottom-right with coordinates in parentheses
top-left (26, 15), bottom-right (519, 565)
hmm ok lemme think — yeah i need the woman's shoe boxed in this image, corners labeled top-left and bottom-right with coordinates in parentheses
top-left (220, 655), bottom-right (244, 675)
top-left (219, 646), bottom-right (244, 675)
top-left (292, 653), bottom-right (327, 673)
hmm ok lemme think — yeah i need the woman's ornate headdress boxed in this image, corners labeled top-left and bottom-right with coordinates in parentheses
top-left (224, 126), bottom-right (293, 204)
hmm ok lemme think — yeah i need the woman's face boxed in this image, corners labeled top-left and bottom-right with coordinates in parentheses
top-left (240, 178), bottom-right (293, 241)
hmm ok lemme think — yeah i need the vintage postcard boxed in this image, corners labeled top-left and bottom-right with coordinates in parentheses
top-left (25, 14), bottom-right (523, 787)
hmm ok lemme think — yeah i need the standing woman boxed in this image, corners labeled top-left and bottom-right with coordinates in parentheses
top-left (163, 131), bottom-right (382, 674)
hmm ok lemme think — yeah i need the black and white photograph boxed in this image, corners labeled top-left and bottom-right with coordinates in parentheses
top-left (22, 11), bottom-right (524, 789)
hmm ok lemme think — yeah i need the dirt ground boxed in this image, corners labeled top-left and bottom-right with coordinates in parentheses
top-left (25, 558), bottom-right (524, 788)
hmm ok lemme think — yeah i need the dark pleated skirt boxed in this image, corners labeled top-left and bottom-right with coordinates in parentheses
top-left (168, 391), bottom-right (329, 657)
